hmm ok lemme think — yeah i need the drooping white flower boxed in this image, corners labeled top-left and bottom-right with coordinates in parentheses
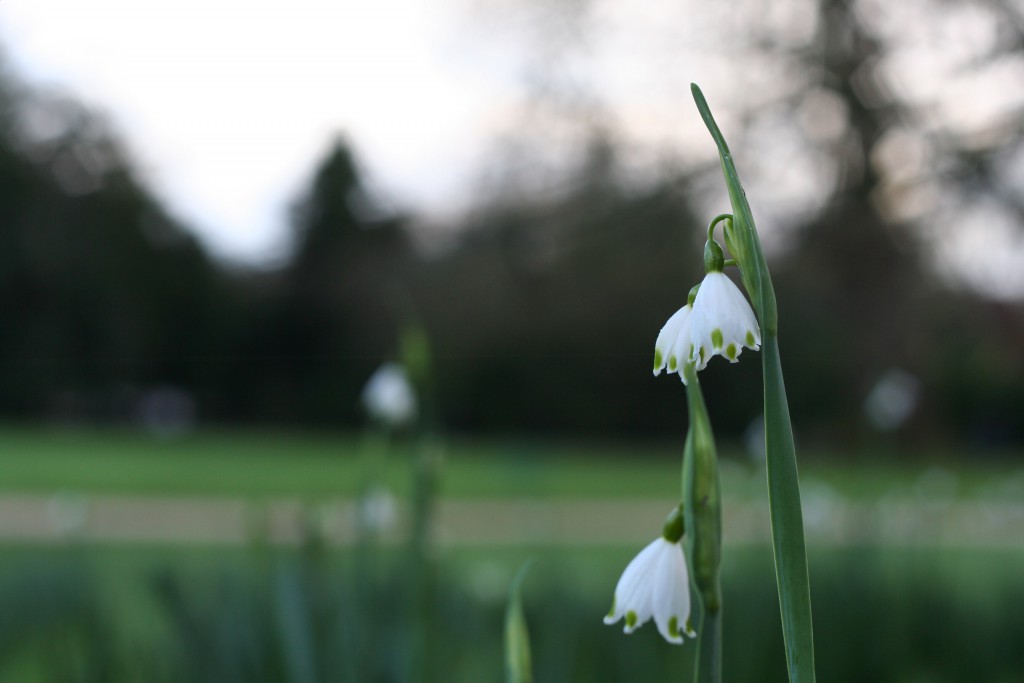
top-left (653, 304), bottom-right (693, 379)
top-left (603, 537), bottom-right (695, 644)
top-left (361, 363), bottom-right (417, 427)
top-left (688, 271), bottom-right (761, 370)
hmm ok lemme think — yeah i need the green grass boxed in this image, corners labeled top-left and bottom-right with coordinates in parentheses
top-left (1, 427), bottom-right (1022, 682)
top-left (0, 424), bottom-right (1022, 501)
top-left (2, 541), bottom-right (1023, 680)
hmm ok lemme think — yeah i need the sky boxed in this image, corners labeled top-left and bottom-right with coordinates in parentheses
top-left (0, 0), bottom-right (518, 263)
top-left (1, 1), bottom-right (1022, 299)
top-left (0, 0), bottom-right (820, 265)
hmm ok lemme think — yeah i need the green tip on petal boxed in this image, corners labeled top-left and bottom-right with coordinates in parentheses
top-left (625, 611), bottom-right (638, 629)
top-left (711, 328), bottom-right (723, 349)
top-left (746, 330), bottom-right (756, 347)
top-left (726, 343), bottom-right (737, 360)
top-left (668, 356), bottom-right (677, 371)
top-left (668, 616), bottom-right (680, 639)
top-left (685, 616), bottom-right (696, 636)
top-left (606, 598), bottom-right (616, 619)
top-left (687, 284), bottom-right (700, 306)
top-left (653, 350), bottom-right (662, 370)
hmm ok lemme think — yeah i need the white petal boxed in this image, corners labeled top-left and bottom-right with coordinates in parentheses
top-left (688, 272), bottom-right (760, 368)
top-left (653, 305), bottom-right (692, 376)
top-left (651, 541), bottom-right (693, 644)
top-left (604, 538), bottom-right (662, 630)
top-left (668, 331), bottom-right (693, 384)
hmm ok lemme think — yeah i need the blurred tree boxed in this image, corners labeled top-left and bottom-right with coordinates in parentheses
top-left (0, 68), bottom-right (231, 422)
top-left (440, 0), bottom-right (1024, 447)
top-left (222, 140), bottom-right (413, 426)
top-left (414, 137), bottom-right (721, 434)
top-left (769, 0), bottom-right (1024, 447)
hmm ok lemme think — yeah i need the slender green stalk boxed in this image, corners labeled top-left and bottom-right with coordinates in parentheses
top-left (683, 363), bottom-right (722, 683)
top-left (403, 321), bottom-right (440, 682)
top-left (690, 83), bottom-right (816, 682)
top-left (505, 562), bottom-right (534, 683)
top-left (697, 608), bottom-right (722, 683)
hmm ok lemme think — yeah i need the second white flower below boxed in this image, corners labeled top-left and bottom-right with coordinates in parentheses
top-left (603, 537), bottom-right (695, 644)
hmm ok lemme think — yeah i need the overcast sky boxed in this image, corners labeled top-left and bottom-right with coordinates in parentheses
top-left (0, 0), bottom-right (524, 263)
top-left (0, 1), bottom-right (808, 265)
top-left (2, 1), bottom-right (1022, 299)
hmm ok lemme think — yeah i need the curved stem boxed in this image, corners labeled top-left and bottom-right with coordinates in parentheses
top-left (706, 213), bottom-right (733, 241)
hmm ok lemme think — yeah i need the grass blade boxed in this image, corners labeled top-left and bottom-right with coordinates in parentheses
top-left (505, 562), bottom-right (534, 683)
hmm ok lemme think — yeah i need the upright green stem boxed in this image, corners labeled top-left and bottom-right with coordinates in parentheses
top-left (683, 362), bottom-right (722, 683)
top-left (691, 83), bottom-right (816, 683)
top-left (409, 437), bottom-right (438, 680)
top-left (697, 608), bottom-right (722, 683)
top-left (403, 322), bottom-right (439, 682)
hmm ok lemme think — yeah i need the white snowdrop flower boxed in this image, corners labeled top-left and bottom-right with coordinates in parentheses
top-left (688, 271), bottom-right (760, 370)
top-left (653, 304), bottom-right (693, 378)
top-left (361, 363), bottom-right (417, 427)
top-left (603, 514), bottom-right (695, 644)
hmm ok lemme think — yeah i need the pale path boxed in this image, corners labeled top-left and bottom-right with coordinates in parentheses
top-left (0, 494), bottom-right (1022, 548)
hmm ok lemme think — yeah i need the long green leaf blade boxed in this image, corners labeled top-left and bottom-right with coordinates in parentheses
top-left (762, 336), bottom-right (815, 682)
top-left (690, 83), bottom-right (816, 683)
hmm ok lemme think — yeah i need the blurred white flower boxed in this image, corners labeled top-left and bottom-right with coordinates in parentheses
top-left (361, 363), bottom-right (417, 427)
top-left (356, 486), bottom-right (399, 534)
top-left (653, 304), bottom-right (695, 382)
top-left (688, 272), bottom-right (760, 370)
top-left (603, 537), bottom-right (695, 644)
top-left (864, 368), bottom-right (919, 431)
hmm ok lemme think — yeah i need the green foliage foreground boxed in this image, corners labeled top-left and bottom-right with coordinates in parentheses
top-left (0, 544), bottom-right (1020, 683)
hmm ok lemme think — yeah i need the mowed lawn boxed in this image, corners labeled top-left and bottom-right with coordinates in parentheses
top-left (1, 424), bottom-right (1022, 502)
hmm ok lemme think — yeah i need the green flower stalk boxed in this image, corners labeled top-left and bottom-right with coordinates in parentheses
top-left (682, 362), bottom-right (723, 683)
top-left (691, 83), bottom-right (816, 683)
top-left (399, 319), bottom-right (442, 682)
